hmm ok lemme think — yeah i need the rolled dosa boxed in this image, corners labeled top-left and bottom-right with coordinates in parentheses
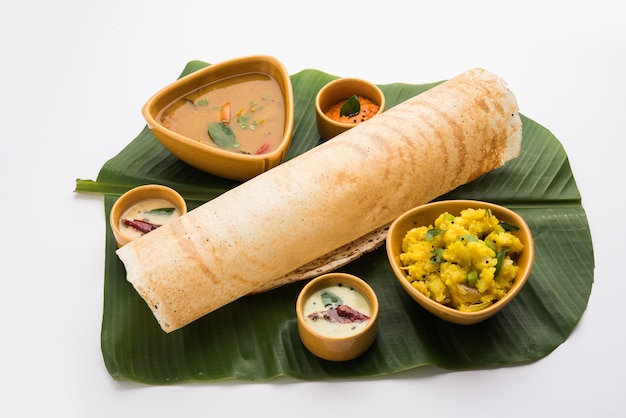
top-left (117, 68), bottom-right (522, 332)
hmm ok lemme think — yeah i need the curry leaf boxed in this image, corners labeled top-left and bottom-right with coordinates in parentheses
top-left (459, 235), bottom-right (479, 243)
top-left (500, 221), bottom-right (520, 232)
top-left (208, 122), bottom-right (239, 149)
top-left (147, 207), bottom-right (175, 214)
top-left (321, 291), bottom-right (343, 308)
top-left (426, 228), bottom-right (445, 241)
top-left (430, 248), bottom-right (443, 264)
top-left (340, 95), bottom-right (360, 117)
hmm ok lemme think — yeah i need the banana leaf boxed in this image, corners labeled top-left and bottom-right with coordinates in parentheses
top-left (75, 61), bottom-right (594, 384)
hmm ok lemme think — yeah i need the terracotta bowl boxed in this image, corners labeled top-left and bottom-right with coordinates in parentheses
top-left (315, 77), bottom-right (385, 141)
top-left (296, 273), bottom-right (379, 361)
top-left (110, 184), bottom-right (187, 247)
top-left (386, 200), bottom-right (534, 325)
top-left (142, 55), bottom-right (294, 181)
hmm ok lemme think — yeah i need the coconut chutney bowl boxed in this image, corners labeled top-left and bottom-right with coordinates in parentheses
top-left (296, 273), bottom-right (379, 362)
top-left (315, 77), bottom-right (385, 141)
top-left (386, 200), bottom-right (534, 325)
top-left (142, 55), bottom-right (294, 181)
top-left (110, 184), bottom-right (187, 248)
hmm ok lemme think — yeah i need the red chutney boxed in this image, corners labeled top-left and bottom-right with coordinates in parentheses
top-left (324, 95), bottom-right (380, 124)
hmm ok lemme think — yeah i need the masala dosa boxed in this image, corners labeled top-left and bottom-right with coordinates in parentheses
top-left (117, 68), bottom-right (522, 332)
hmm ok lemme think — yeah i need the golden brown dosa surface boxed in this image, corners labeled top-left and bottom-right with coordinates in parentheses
top-left (116, 68), bottom-right (522, 332)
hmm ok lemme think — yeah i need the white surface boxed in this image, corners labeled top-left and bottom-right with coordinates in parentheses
top-left (2, 1), bottom-right (624, 416)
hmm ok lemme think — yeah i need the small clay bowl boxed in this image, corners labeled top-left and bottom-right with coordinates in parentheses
top-left (315, 77), bottom-right (385, 141)
top-left (296, 273), bottom-right (379, 361)
top-left (110, 184), bottom-right (187, 247)
top-left (386, 200), bottom-right (534, 325)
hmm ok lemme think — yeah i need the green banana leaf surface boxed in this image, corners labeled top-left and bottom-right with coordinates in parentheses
top-left (75, 61), bottom-right (594, 384)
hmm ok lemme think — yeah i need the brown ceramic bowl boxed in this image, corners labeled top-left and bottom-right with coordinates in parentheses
top-left (315, 77), bottom-right (385, 141)
top-left (296, 273), bottom-right (379, 361)
top-left (142, 55), bottom-right (294, 181)
top-left (110, 184), bottom-right (187, 247)
top-left (386, 200), bottom-right (534, 325)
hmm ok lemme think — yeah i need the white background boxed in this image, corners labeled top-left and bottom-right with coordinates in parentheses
top-left (2, 1), bottom-right (624, 416)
